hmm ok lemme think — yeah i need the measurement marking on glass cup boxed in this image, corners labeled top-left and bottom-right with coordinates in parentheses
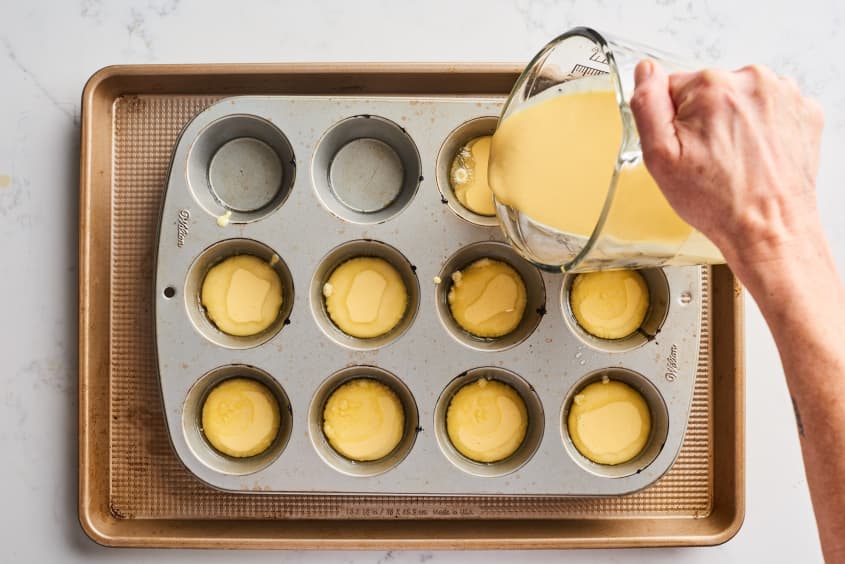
top-left (572, 63), bottom-right (607, 77)
top-left (589, 48), bottom-right (608, 64)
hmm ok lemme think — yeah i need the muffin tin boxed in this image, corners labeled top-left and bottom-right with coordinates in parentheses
top-left (154, 95), bottom-right (704, 495)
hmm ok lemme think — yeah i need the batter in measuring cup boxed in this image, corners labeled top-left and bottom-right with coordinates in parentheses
top-left (488, 81), bottom-right (721, 262)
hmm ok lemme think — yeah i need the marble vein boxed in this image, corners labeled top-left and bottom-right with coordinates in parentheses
top-left (0, 37), bottom-right (79, 125)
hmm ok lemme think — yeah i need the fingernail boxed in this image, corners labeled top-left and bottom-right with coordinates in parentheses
top-left (638, 60), bottom-right (654, 81)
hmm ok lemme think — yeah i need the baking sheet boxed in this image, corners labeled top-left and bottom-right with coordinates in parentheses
top-left (79, 64), bottom-right (744, 548)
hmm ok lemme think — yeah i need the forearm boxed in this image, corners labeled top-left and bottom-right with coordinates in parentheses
top-left (631, 59), bottom-right (837, 556)
top-left (729, 224), bottom-right (845, 562)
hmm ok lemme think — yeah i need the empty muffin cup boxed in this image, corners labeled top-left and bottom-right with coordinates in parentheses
top-left (312, 115), bottom-right (421, 224)
top-left (435, 116), bottom-right (499, 226)
top-left (308, 366), bottom-right (418, 477)
top-left (184, 238), bottom-right (295, 349)
top-left (310, 240), bottom-right (420, 351)
top-left (435, 367), bottom-right (543, 477)
top-left (561, 268), bottom-right (670, 353)
top-left (436, 241), bottom-right (545, 352)
top-left (182, 364), bottom-right (292, 476)
top-left (561, 368), bottom-right (669, 478)
top-left (186, 114), bottom-right (296, 223)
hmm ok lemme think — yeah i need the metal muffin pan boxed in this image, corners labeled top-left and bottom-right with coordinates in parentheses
top-left (155, 95), bottom-right (704, 495)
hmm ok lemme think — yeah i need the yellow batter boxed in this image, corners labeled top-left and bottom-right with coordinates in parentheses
top-left (488, 88), bottom-right (722, 261)
top-left (449, 135), bottom-right (496, 216)
top-left (216, 210), bottom-right (232, 227)
top-left (201, 255), bottom-right (283, 336)
top-left (322, 378), bottom-right (405, 461)
top-left (569, 270), bottom-right (649, 340)
top-left (567, 378), bottom-right (651, 465)
top-left (323, 257), bottom-right (408, 339)
top-left (448, 258), bottom-right (527, 338)
top-left (446, 378), bottom-right (528, 463)
top-left (201, 378), bottom-right (281, 458)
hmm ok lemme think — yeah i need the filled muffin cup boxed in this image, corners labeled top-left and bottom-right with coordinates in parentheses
top-left (184, 238), bottom-right (294, 349)
top-left (435, 116), bottom-right (499, 226)
top-left (561, 368), bottom-right (669, 478)
top-left (434, 367), bottom-right (544, 477)
top-left (310, 239), bottom-right (420, 351)
top-left (560, 268), bottom-right (670, 353)
top-left (182, 364), bottom-right (292, 476)
top-left (435, 241), bottom-right (545, 352)
top-left (308, 365), bottom-right (419, 477)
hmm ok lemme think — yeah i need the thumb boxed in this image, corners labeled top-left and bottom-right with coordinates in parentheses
top-left (630, 60), bottom-right (680, 169)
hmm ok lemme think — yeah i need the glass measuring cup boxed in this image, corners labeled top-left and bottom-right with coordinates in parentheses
top-left (490, 27), bottom-right (724, 272)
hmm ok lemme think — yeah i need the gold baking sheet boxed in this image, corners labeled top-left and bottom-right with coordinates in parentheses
top-left (79, 64), bottom-right (744, 549)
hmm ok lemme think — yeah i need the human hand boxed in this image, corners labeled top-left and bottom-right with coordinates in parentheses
top-left (630, 60), bottom-right (825, 267)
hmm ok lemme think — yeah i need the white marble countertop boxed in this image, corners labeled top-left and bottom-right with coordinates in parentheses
top-left (2, 0), bottom-right (841, 561)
